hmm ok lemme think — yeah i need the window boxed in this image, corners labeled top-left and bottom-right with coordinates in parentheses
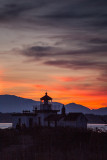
top-left (29, 118), bottom-right (33, 128)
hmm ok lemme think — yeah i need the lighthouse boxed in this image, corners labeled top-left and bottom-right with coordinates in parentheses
top-left (40, 92), bottom-right (52, 110)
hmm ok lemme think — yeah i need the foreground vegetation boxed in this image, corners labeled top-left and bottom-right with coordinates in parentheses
top-left (0, 127), bottom-right (107, 160)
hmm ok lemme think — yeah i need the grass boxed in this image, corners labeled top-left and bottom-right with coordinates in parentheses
top-left (0, 127), bottom-right (107, 160)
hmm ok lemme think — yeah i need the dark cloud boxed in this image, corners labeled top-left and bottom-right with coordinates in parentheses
top-left (0, 0), bottom-right (107, 31)
top-left (89, 38), bottom-right (107, 44)
top-left (39, 0), bottom-right (107, 30)
top-left (0, 0), bottom-right (107, 72)
top-left (28, 46), bottom-right (52, 52)
top-left (0, 3), bottom-right (30, 22)
top-left (21, 46), bottom-right (56, 59)
top-left (93, 19), bottom-right (107, 29)
top-left (43, 11), bottom-right (95, 19)
top-left (16, 44), bottom-right (107, 73)
top-left (20, 43), bottom-right (107, 60)
top-left (44, 60), bottom-right (107, 71)
top-left (0, 0), bottom-right (46, 22)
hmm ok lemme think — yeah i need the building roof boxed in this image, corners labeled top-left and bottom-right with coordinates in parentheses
top-left (45, 114), bottom-right (64, 121)
top-left (12, 113), bottom-right (37, 116)
top-left (40, 92), bottom-right (52, 100)
top-left (12, 109), bottom-right (59, 116)
top-left (64, 113), bottom-right (86, 121)
top-left (45, 113), bottom-right (87, 122)
top-left (35, 110), bottom-right (59, 113)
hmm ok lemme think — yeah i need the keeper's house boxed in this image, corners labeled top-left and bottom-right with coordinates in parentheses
top-left (12, 92), bottom-right (87, 129)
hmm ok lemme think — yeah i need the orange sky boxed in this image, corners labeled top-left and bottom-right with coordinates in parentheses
top-left (0, 0), bottom-right (107, 110)
top-left (0, 67), bottom-right (106, 109)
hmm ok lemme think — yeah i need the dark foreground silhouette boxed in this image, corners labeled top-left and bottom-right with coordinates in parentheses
top-left (0, 127), bottom-right (107, 160)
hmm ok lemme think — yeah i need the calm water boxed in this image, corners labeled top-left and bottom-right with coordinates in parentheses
top-left (87, 124), bottom-right (107, 132)
top-left (0, 123), bottom-right (12, 129)
top-left (0, 123), bottom-right (107, 131)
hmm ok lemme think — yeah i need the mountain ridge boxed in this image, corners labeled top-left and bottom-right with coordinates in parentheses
top-left (0, 95), bottom-right (107, 115)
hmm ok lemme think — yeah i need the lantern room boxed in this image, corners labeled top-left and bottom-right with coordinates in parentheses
top-left (40, 92), bottom-right (52, 110)
top-left (40, 92), bottom-right (52, 105)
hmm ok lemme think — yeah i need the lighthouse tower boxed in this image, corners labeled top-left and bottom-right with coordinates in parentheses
top-left (40, 92), bottom-right (52, 110)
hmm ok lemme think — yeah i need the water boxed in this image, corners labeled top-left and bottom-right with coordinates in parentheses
top-left (0, 123), bottom-right (12, 129)
top-left (0, 123), bottom-right (107, 131)
top-left (87, 124), bottom-right (107, 132)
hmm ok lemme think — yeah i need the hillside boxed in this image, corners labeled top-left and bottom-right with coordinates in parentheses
top-left (65, 103), bottom-right (91, 114)
top-left (0, 95), bottom-right (107, 115)
top-left (92, 108), bottom-right (107, 115)
top-left (0, 95), bottom-right (39, 113)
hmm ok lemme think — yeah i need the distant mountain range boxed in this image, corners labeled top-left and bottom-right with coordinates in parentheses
top-left (0, 95), bottom-right (107, 115)
top-left (65, 103), bottom-right (107, 115)
top-left (0, 95), bottom-right (39, 113)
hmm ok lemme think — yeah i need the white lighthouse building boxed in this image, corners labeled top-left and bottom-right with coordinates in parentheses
top-left (12, 92), bottom-right (58, 128)
top-left (12, 92), bottom-right (87, 129)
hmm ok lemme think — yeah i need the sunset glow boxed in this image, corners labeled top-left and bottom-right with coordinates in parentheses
top-left (0, 0), bottom-right (107, 109)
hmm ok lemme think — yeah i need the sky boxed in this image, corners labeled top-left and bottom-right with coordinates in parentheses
top-left (0, 0), bottom-right (107, 109)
